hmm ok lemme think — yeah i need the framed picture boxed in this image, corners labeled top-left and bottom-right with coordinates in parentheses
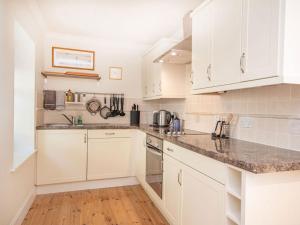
top-left (109, 67), bottom-right (123, 80)
top-left (52, 47), bottom-right (95, 70)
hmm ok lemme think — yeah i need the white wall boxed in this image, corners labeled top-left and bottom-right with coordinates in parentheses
top-left (43, 32), bottom-right (149, 98)
top-left (42, 32), bottom-right (160, 124)
top-left (0, 0), bottom-right (44, 224)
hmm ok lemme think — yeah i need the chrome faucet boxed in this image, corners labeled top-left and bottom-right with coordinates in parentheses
top-left (62, 114), bottom-right (75, 125)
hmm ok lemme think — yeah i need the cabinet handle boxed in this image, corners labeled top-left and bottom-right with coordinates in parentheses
top-left (207, 64), bottom-right (212, 81)
top-left (240, 53), bottom-right (246, 74)
top-left (190, 71), bottom-right (194, 84)
top-left (167, 147), bottom-right (174, 152)
top-left (105, 132), bottom-right (115, 136)
top-left (178, 170), bottom-right (182, 186)
top-left (84, 134), bottom-right (87, 143)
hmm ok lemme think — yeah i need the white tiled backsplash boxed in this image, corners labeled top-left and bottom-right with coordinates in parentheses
top-left (160, 83), bottom-right (300, 151)
top-left (43, 97), bottom-right (160, 125)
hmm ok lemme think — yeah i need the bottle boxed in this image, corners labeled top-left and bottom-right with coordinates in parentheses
top-left (77, 115), bottom-right (83, 125)
top-left (66, 89), bottom-right (74, 102)
top-left (169, 114), bottom-right (175, 135)
top-left (174, 117), bottom-right (180, 133)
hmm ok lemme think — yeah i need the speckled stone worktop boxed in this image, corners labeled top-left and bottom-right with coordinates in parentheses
top-left (37, 123), bottom-right (300, 174)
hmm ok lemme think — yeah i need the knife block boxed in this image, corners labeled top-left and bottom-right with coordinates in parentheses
top-left (130, 111), bottom-right (140, 126)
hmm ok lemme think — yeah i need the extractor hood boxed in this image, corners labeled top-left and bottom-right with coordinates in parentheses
top-left (154, 11), bottom-right (192, 65)
top-left (154, 36), bottom-right (192, 64)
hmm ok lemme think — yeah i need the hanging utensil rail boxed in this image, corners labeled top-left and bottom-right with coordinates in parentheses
top-left (64, 91), bottom-right (124, 96)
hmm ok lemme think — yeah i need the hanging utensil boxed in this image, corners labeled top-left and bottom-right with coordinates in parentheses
top-left (116, 95), bottom-right (120, 116)
top-left (100, 95), bottom-right (110, 119)
top-left (120, 94), bottom-right (125, 117)
top-left (106, 94), bottom-right (113, 118)
top-left (86, 96), bottom-right (101, 116)
top-left (112, 94), bottom-right (117, 117)
top-left (110, 94), bottom-right (118, 117)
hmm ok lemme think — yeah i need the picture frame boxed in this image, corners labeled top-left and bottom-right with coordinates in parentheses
top-left (109, 67), bottom-right (123, 80)
top-left (52, 47), bottom-right (95, 70)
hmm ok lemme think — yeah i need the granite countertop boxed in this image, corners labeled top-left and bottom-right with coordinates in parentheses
top-left (36, 123), bottom-right (300, 174)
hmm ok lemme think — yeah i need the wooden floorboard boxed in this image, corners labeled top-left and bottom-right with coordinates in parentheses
top-left (22, 185), bottom-right (169, 225)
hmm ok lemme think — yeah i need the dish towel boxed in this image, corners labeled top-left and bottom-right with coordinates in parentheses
top-left (43, 90), bottom-right (56, 110)
top-left (56, 91), bottom-right (66, 110)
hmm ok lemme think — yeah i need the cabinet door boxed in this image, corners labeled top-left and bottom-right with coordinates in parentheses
top-left (37, 130), bottom-right (87, 185)
top-left (87, 138), bottom-right (132, 180)
top-left (142, 56), bottom-right (149, 98)
top-left (153, 63), bottom-right (162, 96)
top-left (241, 0), bottom-right (281, 81)
top-left (192, 1), bottom-right (213, 89)
top-left (163, 154), bottom-right (182, 225)
top-left (211, 0), bottom-right (243, 86)
top-left (145, 54), bottom-right (154, 98)
top-left (135, 131), bottom-right (146, 187)
top-left (181, 165), bottom-right (225, 225)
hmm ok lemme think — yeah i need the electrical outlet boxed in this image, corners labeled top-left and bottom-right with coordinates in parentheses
top-left (240, 117), bottom-right (254, 128)
top-left (289, 120), bottom-right (300, 135)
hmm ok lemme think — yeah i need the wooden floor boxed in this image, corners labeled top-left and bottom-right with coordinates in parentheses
top-left (22, 185), bottom-right (169, 225)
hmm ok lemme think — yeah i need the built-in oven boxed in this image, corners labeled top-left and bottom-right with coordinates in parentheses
top-left (146, 135), bottom-right (163, 199)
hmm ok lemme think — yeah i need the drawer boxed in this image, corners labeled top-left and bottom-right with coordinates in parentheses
top-left (88, 129), bottom-right (132, 139)
top-left (163, 141), bottom-right (226, 184)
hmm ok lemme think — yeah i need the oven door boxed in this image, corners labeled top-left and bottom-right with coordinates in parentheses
top-left (146, 144), bottom-right (163, 199)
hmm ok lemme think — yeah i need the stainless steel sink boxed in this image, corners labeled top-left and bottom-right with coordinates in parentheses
top-left (44, 123), bottom-right (74, 128)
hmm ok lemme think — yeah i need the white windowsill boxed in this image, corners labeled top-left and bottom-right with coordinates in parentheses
top-left (11, 149), bottom-right (37, 172)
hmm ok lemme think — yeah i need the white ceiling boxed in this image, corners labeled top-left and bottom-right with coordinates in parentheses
top-left (35, 0), bottom-right (203, 45)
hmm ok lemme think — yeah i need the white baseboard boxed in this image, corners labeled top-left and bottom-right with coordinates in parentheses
top-left (10, 187), bottom-right (36, 225)
top-left (36, 177), bottom-right (139, 195)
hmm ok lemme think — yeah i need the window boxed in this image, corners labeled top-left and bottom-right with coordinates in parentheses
top-left (13, 21), bottom-right (36, 169)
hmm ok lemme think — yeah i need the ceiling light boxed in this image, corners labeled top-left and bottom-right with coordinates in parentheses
top-left (159, 59), bottom-right (164, 63)
top-left (171, 51), bottom-right (177, 56)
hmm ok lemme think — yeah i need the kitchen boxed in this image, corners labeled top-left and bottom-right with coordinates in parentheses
top-left (1, 0), bottom-right (300, 225)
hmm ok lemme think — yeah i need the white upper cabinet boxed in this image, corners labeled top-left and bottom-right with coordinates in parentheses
top-left (211, 0), bottom-right (243, 86)
top-left (192, 0), bottom-right (243, 90)
top-left (142, 38), bottom-right (187, 100)
top-left (191, 0), bottom-right (300, 93)
top-left (192, 1), bottom-right (213, 89)
top-left (241, 0), bottom-right (281, 81)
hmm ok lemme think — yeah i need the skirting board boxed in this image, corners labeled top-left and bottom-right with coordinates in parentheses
top-left (10, 188), bottom-right (36, 225)
top-left (36, 177), bottom-right (139, 195)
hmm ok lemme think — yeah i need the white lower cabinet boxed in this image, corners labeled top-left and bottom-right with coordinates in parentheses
top-left (87, 137), bottom-right (132, 180)
top-left (163, 142), bottom-right (226, 225)
top-left (36, 130), bottom-right (88, 185)
top-left (163, 154), bottom-right (182, 225)
top-left (135, 131), bottom-right (147, 187)
top-left (181, 164), bottom-right (225, 225)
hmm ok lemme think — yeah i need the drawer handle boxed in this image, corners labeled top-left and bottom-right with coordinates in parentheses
top-left (84, 134), bottom-right (87, 143)
top-left (105, 132), bottom-right (116, 135)
top-left (167, 147), bottom-right (174, 152)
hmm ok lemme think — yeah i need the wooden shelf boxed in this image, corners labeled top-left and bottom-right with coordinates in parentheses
top-left (42, 71), bottom-right (101, 80)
